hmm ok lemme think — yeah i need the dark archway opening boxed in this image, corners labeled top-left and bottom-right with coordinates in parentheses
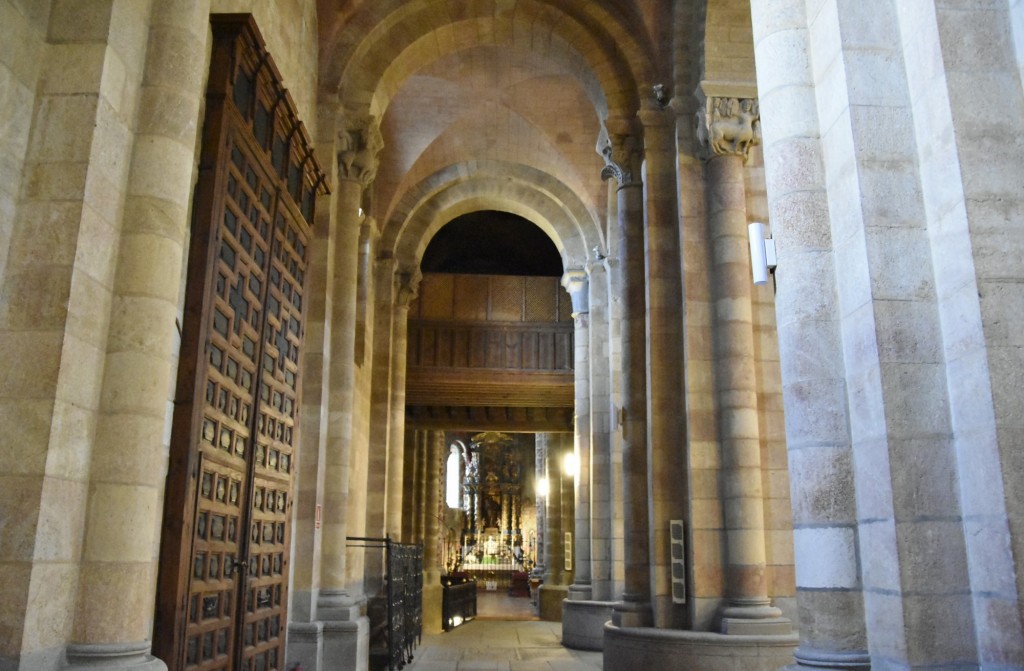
top-left (421, 210), bottom-right (563, 277)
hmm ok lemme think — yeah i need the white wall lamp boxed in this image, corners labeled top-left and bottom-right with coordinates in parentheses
top-left (748, 222), bottom-right (777, 285)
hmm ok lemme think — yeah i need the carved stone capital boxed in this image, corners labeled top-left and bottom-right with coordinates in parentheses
top-left (395, 267), bottom-right (422, 308)
top-left (337, 115), bottom-right (383, 187)
top-left (597, 118), bottom-right (643, 186)
top-left (561, 268), bottom-right (589, 317)
top-left (695, 96), bottom-right (760, 161)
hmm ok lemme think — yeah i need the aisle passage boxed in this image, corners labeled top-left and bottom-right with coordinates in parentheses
top-left (405, 619), bottom-right (603, 671)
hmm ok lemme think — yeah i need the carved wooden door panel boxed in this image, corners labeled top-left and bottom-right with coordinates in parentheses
top-left (155, 15), bottom-right (325, 671)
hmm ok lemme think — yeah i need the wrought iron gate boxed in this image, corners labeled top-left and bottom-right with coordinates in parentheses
top-left (348, 537), bottom-right (423, 670)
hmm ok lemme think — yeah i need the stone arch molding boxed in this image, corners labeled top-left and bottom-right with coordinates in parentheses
top-left (383, 162), bottom-right (601, 274)
top-left (319, 0), bottom-right (656, 131)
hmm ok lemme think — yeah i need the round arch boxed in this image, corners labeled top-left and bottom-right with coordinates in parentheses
top-left (383, 164), bottom-right (601, 273)
top-left (319, 0), bottom-right (656, 123)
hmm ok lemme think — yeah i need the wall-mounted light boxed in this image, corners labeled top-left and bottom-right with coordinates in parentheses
top-left (563, 452), bottom-right (578, 477)
top-left (748, 222), bottom-right (777, 285)
top-left (536, 477), bottom-right (549, 498)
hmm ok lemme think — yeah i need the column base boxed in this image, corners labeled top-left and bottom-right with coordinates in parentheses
top-left (422, 583), bottom-right (443, 634)
top-left (65, 641), bottom-right (167, 670)
top-left (561, 599), bottom-right (615, 651)
top-left (604, 622), bottom-right (797, 671)
top-left (721, 603), bottom-right (792, 635)
top-left (287, 622), bottom-right (323, 671)
top-left (539, 584), bottom-right (569, 621)
top-left (610, 599), bottom-right (653, 628)
top-left (567, 583), bottom-right (593, 601)
top-left (323, 617), bottom-right (369, 671)
top-left (785, 647), bottom-right (871, 670)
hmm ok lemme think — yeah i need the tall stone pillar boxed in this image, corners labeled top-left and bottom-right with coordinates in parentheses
top-left (384, 268), bottom-right (420, 538)
top-left (532, 436), bottom-right (547, 579)
top-left (639, 100), bottom-right (688, 630)
top-left (313, 115), bottom-right (382, 671)
top-left (539, 433), bottom-right (567, 621)
top-left (588, 259), bottom-right (614, 602)
top-left (748, 5), bottom-right (870, 666)
top-left (562, 269), bottom-right (592, 601)
top-left (62, 2), bottom-right (208, 669)
top-left (363, 253), bottom-right (397, 597)
top-left (600, 119), bottom-right (653, 628)
top-left (696, 90), bottom-right (789, 635)
top-left (422, 430), bottom-right (444, 632)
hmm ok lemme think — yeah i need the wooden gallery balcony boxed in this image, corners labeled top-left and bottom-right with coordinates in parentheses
top-left (405, 273), bottom-right (575, 433)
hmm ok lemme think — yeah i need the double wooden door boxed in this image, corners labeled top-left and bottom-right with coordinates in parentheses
top-left (155, 16), bottom-right (325, 671)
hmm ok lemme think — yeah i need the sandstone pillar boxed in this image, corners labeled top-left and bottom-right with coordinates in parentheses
top-left (600, 120), bottom-right (653, 627)
top-left (309, 116), bottom-right (382, 671)
top-left (538, 433), bottom-right (567, 620)
top-left (587, 260), bottom-right (614, 602)
top-left (384, 268), bottom-right (421, 538)
top-left (421, 430), bottom-right (445, 632)
top-left (697, 90), bottom-right (789, 635)
top-left (62, 2), bottom-right (206, 669)
top-left (638, 101), bottom-right (688, 629)
top-left (562, 269), bottom-right (592, 601)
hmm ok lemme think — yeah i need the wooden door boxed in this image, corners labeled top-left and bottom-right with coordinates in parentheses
top-left (155, 15), bottom-right (326, 671)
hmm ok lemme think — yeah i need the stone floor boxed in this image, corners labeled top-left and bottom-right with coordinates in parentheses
top-left (405, 592), bottom-right (603, 670)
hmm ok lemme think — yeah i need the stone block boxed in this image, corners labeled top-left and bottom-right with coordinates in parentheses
top-left (787, 445), bottom-right (854, 524)
top-left (34, 476), bottom-right (88, 562)
top-left (857, 520), bottom-right (900, 593)
top-left (83, 482), bottom-right (159, 563)
top-left (0, 399), bottom-right (53, 476)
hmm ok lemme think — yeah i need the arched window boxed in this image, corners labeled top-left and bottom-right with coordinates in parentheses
top-left (446, 445), bottom-right (462, 509)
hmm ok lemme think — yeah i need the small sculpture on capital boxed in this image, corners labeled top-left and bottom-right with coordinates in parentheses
top-left (698, 96), bottom-right (760, 161)
top-left (337, 117), bottom-right (383, 184)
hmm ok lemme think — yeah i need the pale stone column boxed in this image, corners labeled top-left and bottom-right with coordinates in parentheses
top-left (286, 100), bottom-right (335, 667)
top-left (898, 2), bottom-right (1024, 661)
top-left (402, 428), bottom-right (419, 544)
top-left (560, 433), bottom-right (576, 587)
top-left (363, 254), bottom-right (397, 596)
top-left (562, 270), bottom-right (592, 601)
top-left (539, 433), bottom-right (567, 620)
top-left (587, 260), bottom-right (614, 602)
top-left (421, 430), bottom-right (445, 632)
top-left (532, 437), bottom-right (547, 578)
top-left (600, 120), bottom-right (653, 627)
top-left (62, 2), bottom-right (205, 669)
top-left (318, 119), bottom-right (379, 613)
top-left (697, 90), bottom-right (789, 635)
top-left (301, 116), bottom-right (381, 671)
top-left (749, 3), bottom-right (868, 667)
top-left (343, 218), bottom-right (378, 597)
top-left (384, 268), bottom-right (421, 538)
top-left (638, 101), bottom-right (688, 629)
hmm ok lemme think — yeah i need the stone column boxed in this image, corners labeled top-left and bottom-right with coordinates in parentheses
top-left (422, 430), bottom-right (444, 632)
top-left (363, 253), bottom-right (397, 597)
top-left (639, 100), bottom-right (689, 629)
top-left (562, 269), bottom-right (592, 601)
top-left (560, 433), bottom-right (576, 588)
top-left (384, 268), bottom-right (420, 538)
top-left (600, 119), bottom-right (653, 627)
top-left (539, 433), bottom-right (567, 621)
top-left (532, 436), bottom-right (547, 579)
top-left (749, 4), bottom-right (869, 666)
top-left (343, 218), bottom-right (378, 598)
top-left (63, 2), bottom-right (207, 669)
top-left (313, 116), bottom-right (382, 671)
top-left (588, 259), bottom-right (614, 602)
top-left (696, 90), bottom-right (789, 635)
